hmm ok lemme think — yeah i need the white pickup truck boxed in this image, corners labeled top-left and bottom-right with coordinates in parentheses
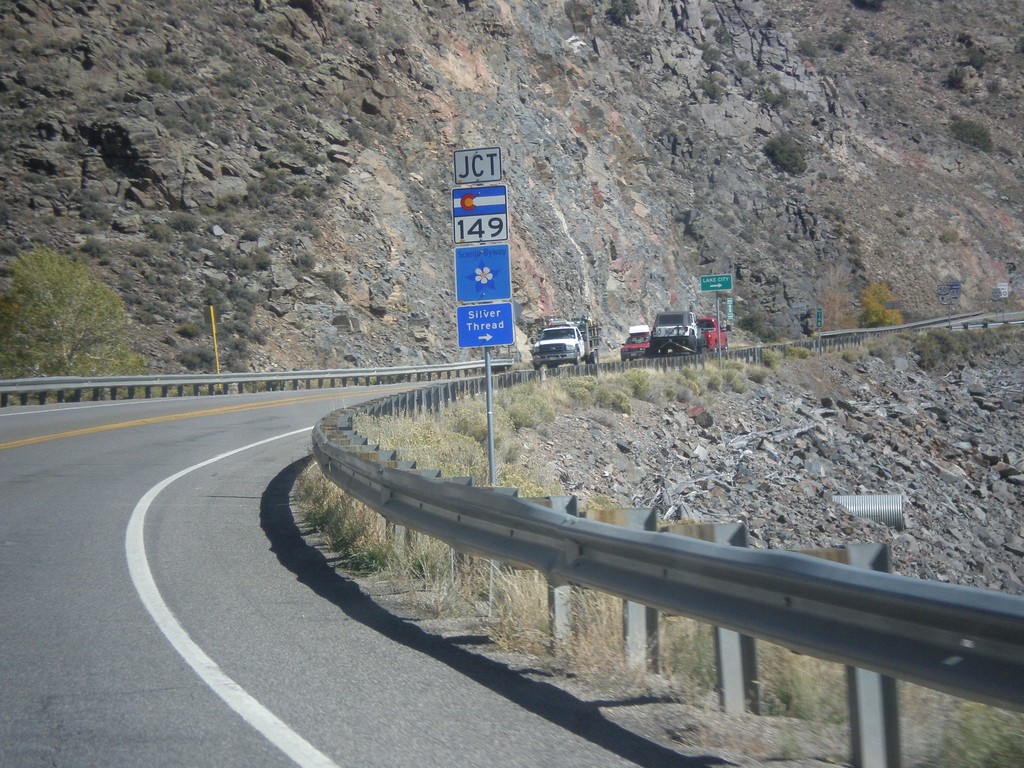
top-left (530, 317), bottom-right (599, 369)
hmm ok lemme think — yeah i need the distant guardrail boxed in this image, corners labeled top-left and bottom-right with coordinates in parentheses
top-left (4, 310), bottom-right (1019, 408)
top-left (0, 360), bottom-right (514, 408)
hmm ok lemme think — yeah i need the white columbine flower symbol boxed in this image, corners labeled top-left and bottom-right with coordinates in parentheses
top-left (475, 266), bottom-right (494, 285)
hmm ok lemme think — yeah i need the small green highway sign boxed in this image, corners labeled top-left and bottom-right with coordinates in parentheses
top-left (699, 273), bottom-right (733, 292)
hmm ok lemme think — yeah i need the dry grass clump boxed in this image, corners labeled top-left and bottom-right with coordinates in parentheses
top-left (758, 644), bottom-right (847, 724)
top-left (659, 616), bottom-right (719, 704)
top-left (486, 567), bottom-right (551, 655)
top-left (291, 462), bottom-right (390, 573)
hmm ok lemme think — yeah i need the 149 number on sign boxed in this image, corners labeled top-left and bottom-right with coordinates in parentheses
top-left (453, 214), bottom-right (507, 244)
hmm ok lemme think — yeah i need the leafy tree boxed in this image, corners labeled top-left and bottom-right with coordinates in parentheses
top-left (0, 247), bottom-right (146, 377)
top-left (859, 281), bottom-right (903, 328)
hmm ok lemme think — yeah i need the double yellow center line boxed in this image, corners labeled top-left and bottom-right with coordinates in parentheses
top-left (0, 392), bottom-right (349, 451)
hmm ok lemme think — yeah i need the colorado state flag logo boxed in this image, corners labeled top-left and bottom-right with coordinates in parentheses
top-left (452, 185), bottom-right (507, 217)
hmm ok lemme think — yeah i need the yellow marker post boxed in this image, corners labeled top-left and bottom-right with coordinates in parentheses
top-left (209, 305), bottom-right (221, 375)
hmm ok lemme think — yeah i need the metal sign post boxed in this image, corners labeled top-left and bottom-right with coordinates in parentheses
top-left (700, 273), bottom-right (733, 368)
top-left (715, 291), bottom-right (723, 368)
top-left (937, 280), bottom-right (962, 328)
top-left (452, 148), bottom-right (511, 494)
top-left (484, 348), bottom-right (496, 486)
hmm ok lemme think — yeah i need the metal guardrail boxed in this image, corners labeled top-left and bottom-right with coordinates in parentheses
top-left (6, 311), bottom-right (1017, 408)
top-left (311, 394), bottom-right (1024, 715)
top-left (0, 360), bottom-right (514, 407)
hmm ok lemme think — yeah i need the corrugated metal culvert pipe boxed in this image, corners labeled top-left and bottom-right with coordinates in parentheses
top-left (833, 494), bottom-right (906, 531)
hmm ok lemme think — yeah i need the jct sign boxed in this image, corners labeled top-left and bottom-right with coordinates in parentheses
top-left (454, 147), bottom-right (502, 185)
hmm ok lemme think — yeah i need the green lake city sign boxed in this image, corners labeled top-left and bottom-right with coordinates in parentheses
top-left (699, 273), bottom-right (733, 292)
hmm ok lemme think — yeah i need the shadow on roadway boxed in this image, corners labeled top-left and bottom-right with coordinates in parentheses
top-left (261, 458), bottom-right (734, 768)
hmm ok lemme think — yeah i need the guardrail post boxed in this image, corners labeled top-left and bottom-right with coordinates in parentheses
top-left (846, 543), bottom-right (901, 768)
top-left (664, 521), bottom-right (759, 714)
top-left (623, 507), bottom-right (660, 672)
top-left (799, 543), bottom-right (899, 768)
top-left (541, 496), bottom-right (579, 652)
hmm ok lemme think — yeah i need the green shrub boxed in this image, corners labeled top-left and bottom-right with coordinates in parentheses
top-left (841, 347), bottom-right (866, 363)
top-left (80, 238), bottom-right (108, 257)
top-left (168, 212), bottom-right (198, 233)
top-left (761, 348), bottom-right (781, 368)
top-left (828, 31), bottom-right (853, 52)
top-left (606, 0), bottom-right (639, 25)
top-left (701, 76), bottom-right (724, 102)
top-left (949, 117), bottom-right (993, 151)
top-left (764, 132), bottom-right (807, 174)
top-left (622, 368), bottom-right (652, 400)
top-left (759, 88), bottom-right (789, 110)
top-left (965, 46), bottom-right (988, 71)
top-left (945, 66), bottom-right (968, 90)
top-left (911, 329), bottom-right (971, 370)
top-left (503, 386), bottom-right (556, 429)
top-left (176, 322), bottom-right (204, 339)
top-left (701, 44), bottom-right (721, 65)
top-left (722, 368), bottom-right (748, 393)
top-left (703, 372), bottom-right (723, 392)
top-left (784, 345), bottom-right (812, 359)
top-left (747, 366), bottom-right (770, 384)
top-left (562, 376), bottom-right (598, 404)
top-left (797, 39), bottom-right (818, 58)
top-left (177, 347), bottom-right (216, 371)
top-left (593, 382), bottom-right (632, 414)
top-left (294, 465), bottom-right (391, 574)
top-left (145, 68), bottom-right (175, 89)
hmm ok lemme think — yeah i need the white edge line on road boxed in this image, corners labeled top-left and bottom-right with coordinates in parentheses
top-left (125, 426), bottom-right (340, 768)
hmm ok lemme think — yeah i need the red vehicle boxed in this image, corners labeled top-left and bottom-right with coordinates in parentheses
top-left (696, 317), bottom-right (729, 351)
top-left (619, 324), bottom-right (651, 361)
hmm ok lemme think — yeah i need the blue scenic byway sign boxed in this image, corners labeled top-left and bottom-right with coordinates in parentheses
top-left (456, 302), bottom-right (515, 348)
top-left (454, 244), bottom-right (511, 303)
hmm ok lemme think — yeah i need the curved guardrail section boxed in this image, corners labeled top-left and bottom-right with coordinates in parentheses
top-left (312, 408), bottom-right (1024, 713)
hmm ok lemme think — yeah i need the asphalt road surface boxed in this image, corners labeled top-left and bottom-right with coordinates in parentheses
top-left (0, 386), bottom-right (722, 767)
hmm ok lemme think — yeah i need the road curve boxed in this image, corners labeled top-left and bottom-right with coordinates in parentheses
top-left (0, 387), bottom-right (720, 767)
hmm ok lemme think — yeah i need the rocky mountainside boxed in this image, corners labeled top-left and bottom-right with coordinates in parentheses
top-left (517, 329), bottom-right (1024, 596)
top-left (1, 0), bottom-right (1023, 373)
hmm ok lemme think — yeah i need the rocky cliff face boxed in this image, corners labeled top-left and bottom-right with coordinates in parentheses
top-left (518, 332), bottom-right (1024, 596)
top-left (1, 0), bottom-right (1022, 372)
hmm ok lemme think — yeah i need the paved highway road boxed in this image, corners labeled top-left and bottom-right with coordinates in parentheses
top-left (0, 387), bottom-right (711, 767)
